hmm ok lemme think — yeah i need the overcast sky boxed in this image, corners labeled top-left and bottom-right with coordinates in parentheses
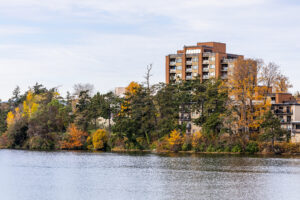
top-left (0, 0), bottom-right (299, 100)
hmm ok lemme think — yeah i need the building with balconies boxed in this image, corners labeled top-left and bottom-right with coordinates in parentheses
top-left (165, 42), bottom-right (243, 83)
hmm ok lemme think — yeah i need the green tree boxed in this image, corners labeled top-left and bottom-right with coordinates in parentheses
top-left (260, 111), bottom-right (284, 151)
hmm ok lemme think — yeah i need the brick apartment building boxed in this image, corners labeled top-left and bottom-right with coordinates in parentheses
top-left (165, 41), bottom-right (300, 143)
top-left (165, 42), bottom-right (243, 83)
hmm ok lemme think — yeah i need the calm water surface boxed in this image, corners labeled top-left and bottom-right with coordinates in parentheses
top-left (0, 150), bottom-right (300, 200)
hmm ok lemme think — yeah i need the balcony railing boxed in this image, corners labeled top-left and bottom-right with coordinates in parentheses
top-left (186, 61), bottom-right (192, 65)
top-left (222, 59), bottom-right (236, 63)
top-left (222, 67), bottom-right (228, 71)
top-left (202, 68), bottom-right (209, 72)
top-left (170, 61), bottom-right (176, 65)
top-left (186, 68), bottom-right (192, 72)
top-left (274, 110), bottom-right (293, 115)
top-left (203, 60), bottom-right (209, 64)
top-left (203, 75), bottom-right (209, 79)
top-left (186, 76), bottom-right (193, 80)
top-left (170, 69), bottom-right (176, 73)
top-left (221, 75), bottom-right (228, 79)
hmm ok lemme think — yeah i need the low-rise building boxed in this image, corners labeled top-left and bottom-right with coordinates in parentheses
top-left (271, 93), bottom-right (300, 143)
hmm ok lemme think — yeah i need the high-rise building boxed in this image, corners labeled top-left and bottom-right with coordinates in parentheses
top-left (165, 42), bottom-right (243, 83)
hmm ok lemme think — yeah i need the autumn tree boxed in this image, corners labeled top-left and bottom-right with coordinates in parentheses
top-left (227, 58), bottom-right (260, 145)
top-left (61, 124), bottom-right (88, 149)
top-left (168, 130), bottom-right (183, 152)
top-left (274, 74), bottom-right (293, 93)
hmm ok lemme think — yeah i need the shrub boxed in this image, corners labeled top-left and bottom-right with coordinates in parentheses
top-left (92, 129), bottom-right (108, 150)
top-left (246, 141), bottom-right (259, 154)
top-left (231, 144), bottom-right (242, 153)
top-left (206, 145), bottom-right (215, 152)
top-left (182, 143), bottom-right (192, 151)
top-left (224, 146), bottom-right (231, 152)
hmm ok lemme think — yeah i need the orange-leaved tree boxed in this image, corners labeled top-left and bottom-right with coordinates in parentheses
top-left (61, 124), bottom-right (88, 149)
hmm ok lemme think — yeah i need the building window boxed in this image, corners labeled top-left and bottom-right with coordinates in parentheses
top-left (177, 66), bottom-right (182, 70)
top-left (210, 72), bottom-right (215, 76)
top-left (210, 57), bottom-right (215, 61)
top-left (193, 65), bottom-right (198, 70)
top-left (192, 57), bottom-right (198, 62)
top-left (210, 65), bottom-right (215, 69)
top-left (193, 72), bottom-right (198, 77)
top-left (176, 58), bottom-right (182, 63)
top-left (296, 125), bottom-right (300, 129)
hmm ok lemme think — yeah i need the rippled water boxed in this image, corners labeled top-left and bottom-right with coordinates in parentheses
top-left (0, 150), bottom-right (300, 200)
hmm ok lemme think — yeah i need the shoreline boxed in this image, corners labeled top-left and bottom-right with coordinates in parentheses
top-left (2, 147), bottom-right (300, 157)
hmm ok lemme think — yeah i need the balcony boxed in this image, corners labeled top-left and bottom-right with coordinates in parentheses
top-left (186, 76), bottom-right (193, 80)
top-left (203, 60), bottom-right (209, 64)
top-left (222, 58), bottom-right (236, 63)
top-left (203, 75), bottom-right (209, 79)
top-left (186, 68), bottom-right (192, 72)
top-left (186, 60), bottom-right (192, 65)
top-left (221, 75), bottom-right (228, 79)
top-left (202, 67), bottom-right (209, 72)
top-left (170, 69), bottom-right (176, 73)
top-left (169, 61), bottom-right (176, 66)
top-left (274, 109), bottom-right (293, 115)
top-left (202, 52), bottom-right (210, 57)
top-left (221, 67), bottom-right (228, 71)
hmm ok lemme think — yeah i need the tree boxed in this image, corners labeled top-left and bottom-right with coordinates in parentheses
top-left (61, 124), bottom-right (88, 149)
top-left (227, 58), bottom-right (259, 137)
top-left (274, 74), bottom-right (292, 93)
top-left (260, 111), bottom-right (284, 151)
top-left (73, 83), bottom-right (94, 97)
top-left (168, 130), bottom-right (183, 152)
top-left (74, 90), bottom-right (92, 131)
top-left (193, 79), bottom-right (228, 138)
top-left (259, 62), bottom-right (279, 96)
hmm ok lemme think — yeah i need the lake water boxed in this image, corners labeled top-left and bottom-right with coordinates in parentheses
top-left (0, 150), bottom-right (300, 200)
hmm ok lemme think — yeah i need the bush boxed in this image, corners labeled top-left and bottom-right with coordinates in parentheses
top-left (246, 141), bottom-right (259, 154)
top-left (231, 144), bottom-right (242, 153)
top-left (206, 144), bottom-right (215, 152)
top-left (92, 129), bottom-right (108, 150)
top-left (182, 143), bottom-right (192, 151)
top-left (224, 146), bottom-right (231, 152)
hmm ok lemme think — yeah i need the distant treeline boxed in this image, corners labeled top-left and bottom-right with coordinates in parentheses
top-left (0, 58), bottom-right (299, 154)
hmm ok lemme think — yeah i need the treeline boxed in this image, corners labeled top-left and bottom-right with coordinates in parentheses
top-left (0, 58), bottom-right (299, 154)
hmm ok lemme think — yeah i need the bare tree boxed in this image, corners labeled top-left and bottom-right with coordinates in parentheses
top-left (144, 64), bottom-right (153, 91)
top-left (259, 62), bottom-right (279, 92)
top-left (73, 83), bottom-right (94, 97)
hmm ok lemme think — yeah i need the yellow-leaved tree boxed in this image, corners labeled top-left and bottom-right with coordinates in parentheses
top-left (92, 129), bottom-right (108, 150)
top-left (22, 91), bottom-right (39, 118)
top-left (168, 130), bottom-right (183, 152)
top-left (120, 81), bottom-right (140, 115)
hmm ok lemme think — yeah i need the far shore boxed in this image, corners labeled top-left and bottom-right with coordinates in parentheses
top-left (1, 147), bottom-right (300, 157)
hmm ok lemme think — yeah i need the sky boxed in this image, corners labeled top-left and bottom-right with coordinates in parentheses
top-left (0, 0), bottom-right (300, 100)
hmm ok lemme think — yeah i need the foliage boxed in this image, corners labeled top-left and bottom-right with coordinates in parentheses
top-left (168, 130), bottom-right (183, 152)
top-left (92, 129), bottom-right (108, 150)
top-left (61, 124), bottom-right (88, 149)
top-left (246, 141), bottom-right (259, 154)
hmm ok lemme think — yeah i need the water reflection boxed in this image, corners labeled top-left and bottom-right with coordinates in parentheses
top-left (0, 150), bottom-right (299, 200)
